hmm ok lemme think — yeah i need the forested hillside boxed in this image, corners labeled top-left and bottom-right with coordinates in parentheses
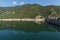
top-left (0, 4), bottom-right (60, 18)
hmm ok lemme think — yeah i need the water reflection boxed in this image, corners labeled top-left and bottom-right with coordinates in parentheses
top-left (0, 21), bottom-right (58, 32)
top-left (0, 30), bottom-right (60, 40)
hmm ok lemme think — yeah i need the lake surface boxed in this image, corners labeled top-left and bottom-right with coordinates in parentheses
top-left (0, 30), bottom-right (60, 40)
top-left (0, 21), bottom-right (60, 40)
top-left (0, 21), bottom-right (58, 32)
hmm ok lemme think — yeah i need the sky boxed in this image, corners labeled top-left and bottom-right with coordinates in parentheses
top-left (0, 0), bottom-right (60, 7)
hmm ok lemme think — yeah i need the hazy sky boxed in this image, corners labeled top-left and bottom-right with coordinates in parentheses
top-left (0, 0), bottom-right (60, 7)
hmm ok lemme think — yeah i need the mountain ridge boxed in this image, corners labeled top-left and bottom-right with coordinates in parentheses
top-left (0, 4), bottom-right (60, 18)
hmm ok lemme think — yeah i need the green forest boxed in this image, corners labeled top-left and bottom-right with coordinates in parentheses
top-left (0, 4), bottom-right (60, 18)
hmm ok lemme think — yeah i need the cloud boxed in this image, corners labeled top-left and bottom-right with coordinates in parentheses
top-left (20, 2), bottom-right (25, 5)
top-left (13, 1), bottom-right (17, 5)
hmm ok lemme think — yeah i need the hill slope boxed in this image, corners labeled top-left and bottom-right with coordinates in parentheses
top-left (0, 4), bottom-right (60, 18)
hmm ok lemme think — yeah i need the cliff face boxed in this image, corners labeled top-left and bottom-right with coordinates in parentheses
top-left (45, 18), bottom-right (60, 26)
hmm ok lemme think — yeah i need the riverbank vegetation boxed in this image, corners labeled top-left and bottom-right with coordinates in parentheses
top-left (0, 4), bottom-right (60, 32)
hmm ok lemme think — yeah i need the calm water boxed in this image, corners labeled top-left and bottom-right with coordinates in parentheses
top-left (0, 21), bottom-right (60, 40)
top-left (0, 30), bottom-right (60, 40)
top-left (0, 21), bottom-right (58, 32)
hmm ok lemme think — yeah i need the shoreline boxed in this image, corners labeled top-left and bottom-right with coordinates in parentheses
top-left (0, 19), bottom-right (45, 21)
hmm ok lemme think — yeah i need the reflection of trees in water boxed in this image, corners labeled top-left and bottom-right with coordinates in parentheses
top-left (34, 21), bottom-right (44, 24)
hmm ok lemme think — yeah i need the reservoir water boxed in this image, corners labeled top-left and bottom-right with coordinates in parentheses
top-left (0, 30), bottom-right (60, 40)
top-left (0, 21), bottom-right (60, 40)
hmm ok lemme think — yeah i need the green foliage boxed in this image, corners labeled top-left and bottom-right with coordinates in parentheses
top-left (0, 4), bottom-right (60, 18)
